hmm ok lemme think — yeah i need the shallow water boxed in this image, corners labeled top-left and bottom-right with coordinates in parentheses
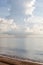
top-left (0, 35), bottom-right (43, 61)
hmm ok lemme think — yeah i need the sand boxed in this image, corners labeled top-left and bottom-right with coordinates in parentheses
top-left (0, 55), bottom-right (43, 65)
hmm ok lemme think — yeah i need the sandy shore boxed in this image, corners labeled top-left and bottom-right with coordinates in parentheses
top-left (0, 55), bottom-right (43, 65)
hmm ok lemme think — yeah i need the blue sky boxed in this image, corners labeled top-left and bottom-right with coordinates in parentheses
top-left (34, 0), bottom-right (43, 16)
top-left (0, 0), bottom-right (10, 18)
top-left (0, 0), bottom-right (43, 34)
top-left (0, 0), bottom-right (43, 18)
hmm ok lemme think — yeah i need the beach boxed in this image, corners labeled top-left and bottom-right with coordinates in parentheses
top-left (0, 55), bottom-right (43, 65)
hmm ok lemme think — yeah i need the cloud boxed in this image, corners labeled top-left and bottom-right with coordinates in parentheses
top-left (24, 0), bottom-right (37, 34)
top-left (0, 18), bottom-right (18, 33)
top-left (25, 26), bottom-right (33, 33)
top-left (0, 17), bottom-right (43, 34)
top-left (25, 7), bottom-right (35, 15)
top-left (24, 0), bottom-right (43, 34)
top-left (24, 15), bottom-right (43, 34)
top-left (25, 23), bottom-right (43, 34)
top-left (24, 0), bottom-right (36, 15)
top-left (32, 24), bottom-right (43, 34)
top-left (24, 16), bottom-right (43, 24)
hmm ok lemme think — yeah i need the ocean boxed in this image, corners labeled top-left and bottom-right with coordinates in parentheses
top-left (0, 34), bottom-right (43, 62)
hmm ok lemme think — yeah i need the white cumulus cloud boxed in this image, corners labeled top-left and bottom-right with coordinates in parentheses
top-left (24, 0), bottom-right (36, 15)
top-left (24, 15), bottom-right (43, 34)
top-left (0, 18), bottom-right (18, 33)
top-left (25, 24), bottom-right (43, 34)
top-left (24, 16), bottom-right (43, 24)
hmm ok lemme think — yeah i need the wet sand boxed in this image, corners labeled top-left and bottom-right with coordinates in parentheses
top-left (0, 62), bottom-right (9, 65)
top-left (0, 55), bottom-right (43, 65)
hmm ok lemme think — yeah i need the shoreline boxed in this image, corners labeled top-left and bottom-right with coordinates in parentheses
top-left (0, 54), bottom-right (43, 65)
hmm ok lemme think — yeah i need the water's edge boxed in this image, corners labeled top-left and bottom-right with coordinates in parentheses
top-left (0, 54), bottom-right (43, 65)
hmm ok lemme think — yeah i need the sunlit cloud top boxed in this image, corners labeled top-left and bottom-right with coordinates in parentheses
top-left (0, 0), bottom-right (43, 34)
top-left (24, 0), bottom-right (36, 15)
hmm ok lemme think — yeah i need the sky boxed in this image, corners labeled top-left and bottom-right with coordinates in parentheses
top-left (0, 0), bottom-right (43, 34)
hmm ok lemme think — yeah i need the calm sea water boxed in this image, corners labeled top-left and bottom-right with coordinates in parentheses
top-left (0, 35), bottom-right (43, 61)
